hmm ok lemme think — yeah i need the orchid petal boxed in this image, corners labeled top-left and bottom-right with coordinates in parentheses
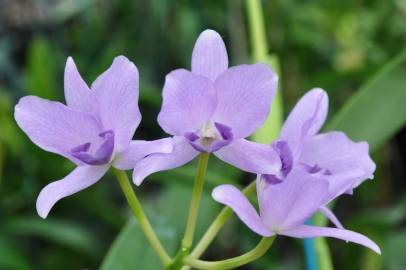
top-left (322, 170), bottom-right (369, 204)
top-left (300, 131), bottom-right (376, 199)
top-left (36, 165), bottom-right (109, 218)
top-left (132, 137), bottom-right (198, 185)
top-left (157, 69), bottom-right (217, 136)
top-left (319, 206), bottom-right (344, 229)
top-left (64, 57), bottom-right (97, 115)
top-left (113, 138), bottom-right (173, 170)
top-left (258, 170), bottom-right (329, 230)
top-left (212, 184), bottom-right (273, 237)
top-left (91, 56), bottom-right (141, 152)
top-left (281, 225), bottom-right (381, 254)
top-left (280, 88), bottom-right (328, 156)
top-left (191, 29), bottom-right (228, 81)
top-left (212, 63), bottom-right (278, 139)
top-left (14, 96), bottom-right (101, 164)
top-left (214, 139), bottom-right (281, 174)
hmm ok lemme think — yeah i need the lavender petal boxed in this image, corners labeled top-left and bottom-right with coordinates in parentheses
top-left (281, 225), bottom-right (381, 254)
top-left (113, 138), bottom-right (174, 170)
top-left (191, 29), bottom-right (228, 81)
top-left (158, 69), bottom-right (217, 136)
top-left (300, 131), bottom-right (376, 200)
top-left (64, 57), bottom-right (97, 115)
top-left (212, 184), bottom-right (273, 237)
top-left (132, 136), bottom-right (198, 185)
top-left (258, 169), bottom-right (329, 230)
top-left (279, 88), bottom-right (328, 157)
top-left (92, 56), bottom-right (141, 153)
top-left (214, 139), bottom-right (281, 174)
top-left (319, 206), bottom-right (344, 229)
top-left (36, 165), bottom-right (109, 218)
top-left (212, 63), bottom-right (278, 139)
top-left (14, 96), bottom-right (102, 164)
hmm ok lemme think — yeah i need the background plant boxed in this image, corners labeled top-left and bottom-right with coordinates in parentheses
top-left (0, 0), bottom-right (405, 269)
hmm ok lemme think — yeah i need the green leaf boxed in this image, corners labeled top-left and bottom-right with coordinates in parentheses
top-left (0, 90), bottom-right (23, 156)
top-left (326, 48), bottom-right (406, 151)
top-left (381, 230), bottom-right (406, 270)
top-left (0, 236), bottom-right (32, 270)
top-left (101, 183), bottom-right (218, 269)
top-left (100, 218), bottom-right (167, 270)
top-left (25, 37), bottom-right (60, 100)
top-left (6, 217), bottom-right (100, 257)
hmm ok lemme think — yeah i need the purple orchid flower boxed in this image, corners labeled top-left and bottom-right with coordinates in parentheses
top-left (262, 88), bottom-right (376, 228)
top-left (131, 29), bottom-right (281, 185)
top-left (14, 56), bottom-right (172, 218)
top-left (212, 169), bottom-right (381, 254)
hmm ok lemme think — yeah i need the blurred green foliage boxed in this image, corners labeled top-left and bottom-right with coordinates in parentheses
top-left (0, 0), bottom-right (405, 269)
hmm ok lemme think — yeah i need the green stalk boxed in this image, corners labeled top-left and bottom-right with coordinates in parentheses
top-left (246, 0), bottom-right (268, 59)
top-left (182, 153), bottom-right (210, 249)
top-left (113, 169), bottom-right (171, 267)
top-left (168, 153), bottom-right (210, 270)
top-left (184, 237), bottom-right (275, 270)
top-left (313, 208), bottom-right (334, 270)
top-left (179, 1), bottom-right (283, 268)
top-left (247, 0), bottom-right (283, 144)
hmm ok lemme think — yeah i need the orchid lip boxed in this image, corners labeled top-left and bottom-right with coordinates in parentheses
top-left (264, 140), bottom-right (293, 182)
top-left (70, 130), bottom-right (115, 165)
top-left (184, 122), bottom-right (233, 153)
top-left (262, 174), bottom-right (283, 185)
top-left (272, 140), bottom-right (293, 177)
top-left (300, 163), bottom-right (332, 176)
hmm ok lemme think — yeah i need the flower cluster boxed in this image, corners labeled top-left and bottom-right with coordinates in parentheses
top-left (213, 90), bottom-right (379, 253)
top-left (14, 29), bottom-right (381, 262)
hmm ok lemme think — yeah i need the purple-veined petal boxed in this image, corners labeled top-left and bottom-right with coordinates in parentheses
top-left (64, 57), bottom-right (97, 115)
top-left (258, 169), bottom-right (329, 230)
top-left (214, 139), bottom-right (281, 174)
top-left (319, 206), bottom-right (344, 229)
top-left (212, 63), bottom-right (278, 139)
top-left (321, 169), bottom-right (368, 204)
top-left (157, 69), bottom-right (216, 136)
top-left (281, 225), bottom-right (381, 254)
top-left (113, 138), bottom-right (174, 170)
top-left (279, 88), bottom-right (328, 157)
top-left (132, 136), bottom-right (198, 185)
top-left (191, 29), bottom-right (228, 81)
top-left (14, 96), bottom-right (102, 164)
top-left (300, 131), bottom-right (376, 199)
top-left (256, 174), bottom-right (282, 218)
top-left (91, 56), bottom-right (141, 153)
top-left (36, 165), bottom-right (109, 218)
top-left (212, 184), bottom-right (273, 237)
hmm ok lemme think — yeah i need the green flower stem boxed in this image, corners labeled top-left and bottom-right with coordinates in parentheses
top-left (247, 0), bottom-right (283, 143)
top-left (168, 153), bottom-right (210, 270)
top-left (184, 237), bottom-right (276, 270)
top-left (182, 153), bottom-right (210, 250)
top-left (113, 169), bottom-right (171, 267)
top-left (246, 0), bottom-right (268, 60)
